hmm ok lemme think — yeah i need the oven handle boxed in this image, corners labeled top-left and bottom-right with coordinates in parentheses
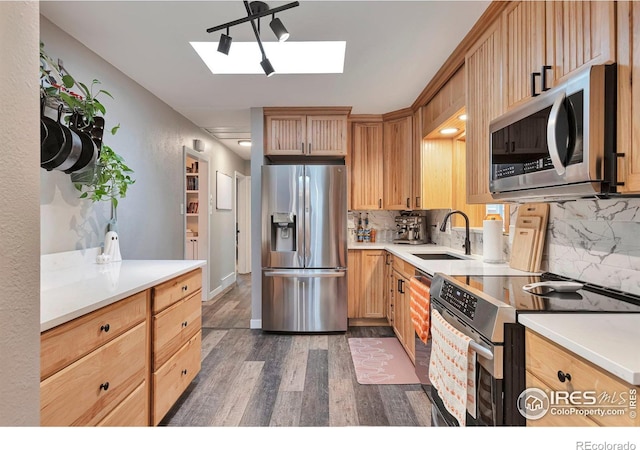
top-left (469, 340), bottom-right (493, 361)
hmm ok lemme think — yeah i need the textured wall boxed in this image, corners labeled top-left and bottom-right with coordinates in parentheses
top-left (39, 18), bottom-right (247, 296)
top-left (0, 1), bottom-right (41, 426)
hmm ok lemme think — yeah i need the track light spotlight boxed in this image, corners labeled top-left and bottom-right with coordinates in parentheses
top-left (270, 15), bottom-right (290, 42)
top-left (217, 28), bottom-right (232, 55)
top-left (260, 57), bottom-right (275, 77)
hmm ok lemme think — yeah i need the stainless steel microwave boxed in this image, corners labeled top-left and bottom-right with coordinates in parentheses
top-left (489, 64), bottom-right (616, 202)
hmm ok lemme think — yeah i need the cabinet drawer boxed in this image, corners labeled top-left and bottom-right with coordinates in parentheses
top-left (41, 322), bottom-right (147, 426)
top-left (97, 382), bottom-right (148, 427)
top-left (153, 291), bottom-right (202, 370)
top-left (392, 257), bottom-right (415, 279)
top-left (152, 330), bottom-right (201, 426)
top-left (152, 269), bottom-right (202, 313)
top-left (525, 371), bottom-right (599, 427)
top-left (526, 329), bottom-right (639, 427)
top-left (41, 290), bottom-right (148, 380)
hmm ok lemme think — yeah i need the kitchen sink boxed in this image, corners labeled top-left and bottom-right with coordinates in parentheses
top-left (411, 253), bottom-right (466, 260)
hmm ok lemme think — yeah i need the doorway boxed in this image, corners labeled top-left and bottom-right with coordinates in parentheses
top-left (235, 171), bottom-right (251, 275)
top-left (183, 146), bottom-right (210, 299)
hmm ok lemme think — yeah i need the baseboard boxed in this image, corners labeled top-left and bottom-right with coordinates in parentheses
top-left (250, 319), bottom-right (262, 329)
top-left (207, 272), bottom-right (237, 301)
top-left (348, 318), bottom-right (391, 327)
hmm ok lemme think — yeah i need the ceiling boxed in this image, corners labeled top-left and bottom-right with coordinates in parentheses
top-left (40, 1), bottom-right (491, 160)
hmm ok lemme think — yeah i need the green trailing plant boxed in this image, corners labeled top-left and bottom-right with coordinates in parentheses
top-left (40, 42), bottom-right (136, 212)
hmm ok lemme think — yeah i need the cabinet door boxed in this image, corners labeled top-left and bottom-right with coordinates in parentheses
top-left (359, 250), bottom-right (386, 318)
top-left (391, 270), bottom-right (404, 342)
top-left (307, 115), bottom-right (348, 156)
top-left (400, 276), bottom-right (415, 364)
top-left (264, 115), bottom-right (306, 155)
top-left (616, 1), bottom-right (640, 193)
top-left (465, 19), bottom-right (504, 204)
top-left (549, 1), bottom-right (616, 84)
top-left (351, 122), bottom-right (384, 210)
top-left (384, 252), bottom-right (394, 325)
top-left (502, 1), bottom-right (548, 109)
top-left (347, 250), bottom-right (360, 319)
top-left (383, 115), bottom-right (413, 210)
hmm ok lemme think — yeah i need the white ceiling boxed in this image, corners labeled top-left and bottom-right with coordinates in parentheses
top-left (40, 0), bottom-right (491, 160)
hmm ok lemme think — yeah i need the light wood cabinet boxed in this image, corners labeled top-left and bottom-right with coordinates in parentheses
top-left (421, 67), bottom-right (466, 138)
top-left (617, 1), bottom-right (640, 193)
top-left (347, 250), bottom-right (387, 320)
top-left (350, 121), bottom-right (384, 210)
top-left (391, 257), bottom-right (416, 363)
top-left (525, 329), bottom-right (639, 427)
top-left (40, 291), bottom-right (149, 426)
top-left (502, 1), bottom-right (616, 111)
top-left (39, 268), bottom-right (203, 427)
top-left (383, 113), bottom-right (414, 210)
top-left (465, 19), bottom-right (504, 204)
top-left (264, 107), bottom-right (351, 157)
top-left (151, 268), bottom-right (203, 425)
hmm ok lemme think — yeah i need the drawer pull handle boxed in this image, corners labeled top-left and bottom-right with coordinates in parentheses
top-left (182, 285), bottom-right (188, 291)
top-left (557, 370), bottom-right (572, 383)
top-left (100, 382), bottom-right (110, 391)
top-left (100, 324), bottom-right (110, 332)
top-left (182, 321), bottom-right (188, 328)
top-left (181, 369), bottom-right (188, 375)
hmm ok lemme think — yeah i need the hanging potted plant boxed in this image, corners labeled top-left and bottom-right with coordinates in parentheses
top-left (40, 42), bottom-right (135, 233)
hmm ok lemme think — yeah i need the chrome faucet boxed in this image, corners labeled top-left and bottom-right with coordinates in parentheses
top-left (439, 210), bottom-right (471, 255)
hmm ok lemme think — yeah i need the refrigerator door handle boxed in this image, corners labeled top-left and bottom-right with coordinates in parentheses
top-left (264, 271), bottom-right (346, 278)
top-left (304, 171), bottom-right (311, 266)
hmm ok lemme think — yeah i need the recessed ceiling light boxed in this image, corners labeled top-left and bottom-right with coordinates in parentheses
top-left (190, 41), bottom-right (346, 75)
top-left (458, 114), bottom-right (467, 121)
top-left (440, 128), bottom-right (459, 135)
top-left (238, 140), bottom-right (252, 147)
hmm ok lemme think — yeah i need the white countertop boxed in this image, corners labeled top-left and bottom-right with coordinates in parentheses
top-left (41, 258), bottom-right (206, 332)
top-left (348, 243), bottom-right (537, 277)
top-left (518, 314), bottom-right (640, 385)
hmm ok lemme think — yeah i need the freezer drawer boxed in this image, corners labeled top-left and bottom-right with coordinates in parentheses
top-left (262, 269), bottom-right (347, 332)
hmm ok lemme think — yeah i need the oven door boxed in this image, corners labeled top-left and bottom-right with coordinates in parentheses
top-left (427, 301), bottom-right (504, 426)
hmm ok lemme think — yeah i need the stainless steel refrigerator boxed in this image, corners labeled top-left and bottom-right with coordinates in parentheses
top-left (262, 164), bottom-right (347, 332)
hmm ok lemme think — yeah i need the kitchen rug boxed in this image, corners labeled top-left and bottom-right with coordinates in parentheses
top-left (348, 337), bottom-right (420, 385)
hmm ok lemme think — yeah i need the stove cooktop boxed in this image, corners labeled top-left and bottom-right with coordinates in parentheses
top-left (449, 272), bottom-right (640, 313)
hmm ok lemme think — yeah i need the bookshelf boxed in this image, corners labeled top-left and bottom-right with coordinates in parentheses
top-left (185, 155), bottom-right (200, 259)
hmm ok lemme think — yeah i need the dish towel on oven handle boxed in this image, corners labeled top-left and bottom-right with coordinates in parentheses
top-left (409, 276), bottom-right (430, 344)
top-left (428, 308), bottom-right (477, 426)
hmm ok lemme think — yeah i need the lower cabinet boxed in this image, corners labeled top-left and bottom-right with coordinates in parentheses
top-left (347, 250), bottom-right (387, 320)
top-left (391, 256), bottom-right (416, 364)
top-left (525, 329), bottom-right (639, 427)
top-left (39, 268), bottom-right (203, 426)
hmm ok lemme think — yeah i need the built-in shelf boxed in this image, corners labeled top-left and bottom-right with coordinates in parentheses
top-left (186, 213), bottom-right (198, 217)
top-left (186, 190), bottom-right (199, 193)
top-left (186, 173), bottom-right (199, 176)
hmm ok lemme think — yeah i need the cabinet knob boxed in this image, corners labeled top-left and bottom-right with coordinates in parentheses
top-left (100, 324), bottom-right (110, 332)
top-left (182, 285), bottom-right (188, 291)
top-left (181, 369), bottom-right (188, 375)
top-left (378, 198), bottom-right (382, 209)
top-left (557, 370), bottom-right (572, 383)
top-left (182, 321), bottom-right (188, 328)
top-left (406, 198), bottom-right (410, 208)
top-left (100, 382), bottom-right (110, 391)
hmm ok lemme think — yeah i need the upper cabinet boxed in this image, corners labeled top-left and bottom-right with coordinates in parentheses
top-left (421, 67), bottom-right (466, 138)
top-left (502, 1), bottom-right (616, 110)
top-left (350, 119), bottom-right (384, 210)
top-left (617, 1), bottom-right (640, 193)
top-left (264, 107), bottom-right (351, 157)
top-left (382, 111), bottom-right (414, 210)
top-left (465, 19), bottom-right (504, 204)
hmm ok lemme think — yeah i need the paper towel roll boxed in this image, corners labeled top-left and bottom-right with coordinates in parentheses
top-left (483, 220), bottom-right (503, 263)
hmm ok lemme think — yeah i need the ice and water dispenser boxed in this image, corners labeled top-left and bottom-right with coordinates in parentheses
top-left (271, 212), bottom-right (296, 251)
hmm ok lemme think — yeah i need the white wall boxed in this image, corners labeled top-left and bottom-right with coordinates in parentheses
top-left (0, 1), bottom-right (41, 426)
top-left (39, 18), bottom-right (247, 297)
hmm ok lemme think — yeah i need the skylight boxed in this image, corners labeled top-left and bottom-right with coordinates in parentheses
top-left (190, 41), bottom-right (346, 75)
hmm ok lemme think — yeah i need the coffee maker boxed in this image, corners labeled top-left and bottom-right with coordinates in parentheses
top-left (394, 212), bottom-right (427, 244)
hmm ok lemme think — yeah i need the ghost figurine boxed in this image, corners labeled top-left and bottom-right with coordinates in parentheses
top-left (103, 230), bottom-right (122, 262)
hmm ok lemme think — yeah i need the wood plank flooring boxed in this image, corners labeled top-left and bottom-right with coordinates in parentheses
top-left (160, 274), bottom-right (432, 427)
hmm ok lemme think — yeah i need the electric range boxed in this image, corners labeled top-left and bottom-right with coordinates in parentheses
top-left (417, 271), bottom-right (640, 427)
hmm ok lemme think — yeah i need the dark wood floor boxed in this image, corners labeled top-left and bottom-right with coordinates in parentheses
top-left (160, 273), bottom-right (432, 427)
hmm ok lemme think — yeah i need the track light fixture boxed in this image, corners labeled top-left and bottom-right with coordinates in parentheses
top-left (206, 1), bottom-right (300, 76)
top-left (217, 27), bottom-right (232, 55)
top-left (270, 15), bottom-right (289, 42)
